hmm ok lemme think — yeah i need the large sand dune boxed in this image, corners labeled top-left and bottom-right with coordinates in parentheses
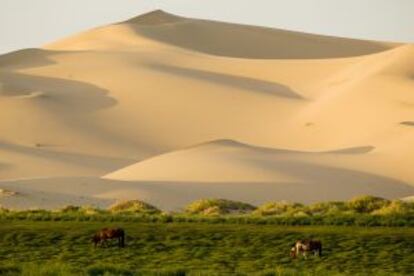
top-left (1, 10), bottom-right (414, 209)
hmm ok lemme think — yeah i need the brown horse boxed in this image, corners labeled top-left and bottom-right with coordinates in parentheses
top-left (290, 239), bottom-right (322, 259)
top-left (92, 228), bottom-right (125, 248)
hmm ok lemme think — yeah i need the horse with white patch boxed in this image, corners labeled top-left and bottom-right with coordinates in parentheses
top-left (290, 239), bottom-right (322, 259)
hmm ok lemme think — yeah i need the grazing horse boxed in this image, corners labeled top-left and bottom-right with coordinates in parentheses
top-left (92, 228), bottom-right (125, 248)
top-left (290, 239), bottom-right (322, 259)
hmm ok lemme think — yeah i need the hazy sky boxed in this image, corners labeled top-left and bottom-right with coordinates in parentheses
top-left (1, 0), bottom-right (414, 54)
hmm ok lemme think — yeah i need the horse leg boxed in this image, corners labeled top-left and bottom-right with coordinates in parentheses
top-left (295, 245), bottom-right (301, 259)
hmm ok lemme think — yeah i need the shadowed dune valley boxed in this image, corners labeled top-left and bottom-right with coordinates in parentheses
top-left (2, 9), bottom-right (414, 210)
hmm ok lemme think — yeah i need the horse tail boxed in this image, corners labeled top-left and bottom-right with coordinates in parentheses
top-left (318, 243), bottom-right (322, 257)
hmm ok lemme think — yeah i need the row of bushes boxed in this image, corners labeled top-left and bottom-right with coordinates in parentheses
top-left (2, 195), bottom-right (414, 216)
top-left (0, 195), bottom-right (413, 226)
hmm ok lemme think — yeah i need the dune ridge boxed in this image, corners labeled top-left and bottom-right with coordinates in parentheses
top-left (1, 10), bottom-right (414, 209)
top-left (46, 10), bottom-right (397, 59)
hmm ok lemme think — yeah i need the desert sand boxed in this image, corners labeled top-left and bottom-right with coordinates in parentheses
top-left (1, 10), bottom-right (414, 210)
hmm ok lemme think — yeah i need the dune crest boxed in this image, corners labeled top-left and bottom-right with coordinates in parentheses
top-left (126, 9), bottom-right (184, 25)
top-left (126, 10), bottom-right (397, 59)
top-left (46, 10), bottom-right (398, 58)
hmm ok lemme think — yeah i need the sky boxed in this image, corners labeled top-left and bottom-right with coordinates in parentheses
top-left (1, 0), bottom-right (414, 54)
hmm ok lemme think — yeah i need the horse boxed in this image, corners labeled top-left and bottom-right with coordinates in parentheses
top-left (92, 228), bottom-right (125, 248)
top-left (290, 239), bottom-right (322, 259)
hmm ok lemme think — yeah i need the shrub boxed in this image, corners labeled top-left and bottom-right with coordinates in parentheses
top-left (109, 200), bottom-right (161, 214)
top-left (59, 205), bottom-right (81, 213)
top-left (185, 199), bottom-right (256, 215)
top-left (347, 195), bottom-right (390, 213)
top-left (372, 200), bottom-right (413, 215)
top-left (80, 206), bottom-right (105, 215)
top-left (0, 205), bottom-right (9, 213)
top-left (254, 201), bottom-right (304, 216)
top-left (306, 201), bottom-right (348, 215)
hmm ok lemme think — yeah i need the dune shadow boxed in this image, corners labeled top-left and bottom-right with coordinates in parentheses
top-left (0, 142), bottom-right (133, 172)
top-left (0, 72), bottom-right (116, 112)
top-left (400, 121), bottom-right (414, 127)
top-left (0, 49), bottom-right (58, 71)
top-left (145, 63), bottom-right (304, 99)
top-left (196, 139), bottom-right (375, 156)
top-left (253, 158), bottom-right (412, 191)
top-left (326, 146), bottom-right (375, 154)
top-left (0, 161), bottom-right (11, 171)
top-left (0, 48), bottom-right (116, 112)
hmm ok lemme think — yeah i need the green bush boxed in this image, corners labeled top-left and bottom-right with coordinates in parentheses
top-left (59, 205), bottom-right (82, 213)
top-left (1, 196), bottom-right (413, 226)
top-left (306, 201), bottom-right (348, 215)
top-left (254, 202), bottom-right (304, 216)
top-left (0, 206), bottom-right (9, 213)
top-left (372, 200), bottom-right (413, 215)
top-left (109, 200), bottom-right (161, 215)
top-left (347, 195), bottom-right (390, 213)
top-left (185, 199), bottom-right (256, 215)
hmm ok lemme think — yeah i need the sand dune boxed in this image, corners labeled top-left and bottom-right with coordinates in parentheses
top-left (103, 140), bottom-right (414, 206)
top-left (104, 139), bottom-right (380, 183)
top-left (1, 10), bottom-right (414, 209)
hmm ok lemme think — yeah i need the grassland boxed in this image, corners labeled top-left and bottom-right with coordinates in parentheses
top-left (0, 220), bottom-right (413, 275)
top-left (0, 196), bottom-right (413, 275)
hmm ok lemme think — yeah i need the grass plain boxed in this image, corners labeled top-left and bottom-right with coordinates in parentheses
top-left (0, 219), bottom-right (413, 275)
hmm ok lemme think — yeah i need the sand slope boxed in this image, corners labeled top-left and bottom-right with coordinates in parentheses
top-left (104, 139), bottom-right (380, 183)
top-left (1, 10), bottom-right (414, 209)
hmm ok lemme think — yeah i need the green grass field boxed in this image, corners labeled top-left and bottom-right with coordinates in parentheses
top-left (0, 220), bottom-right (413, 275)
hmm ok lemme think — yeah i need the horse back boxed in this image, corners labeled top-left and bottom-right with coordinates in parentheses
top-left (309, 240), bottom-right (322, 250)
